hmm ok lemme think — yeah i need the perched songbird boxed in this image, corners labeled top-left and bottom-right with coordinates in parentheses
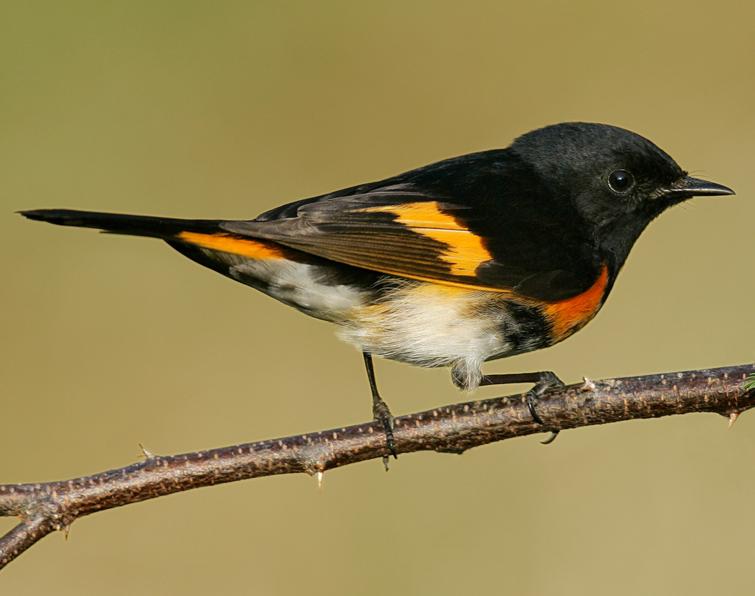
top-left (21, 122), bottom-right (733, 454)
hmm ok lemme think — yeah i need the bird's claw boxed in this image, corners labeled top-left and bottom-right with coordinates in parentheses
top-left (526, 372), bottom-right (564, 445)
top-left (373, 399), bottom-right (397, 461)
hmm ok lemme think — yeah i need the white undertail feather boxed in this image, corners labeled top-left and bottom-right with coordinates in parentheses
top-left (220, 254), bottom-right (368, 321)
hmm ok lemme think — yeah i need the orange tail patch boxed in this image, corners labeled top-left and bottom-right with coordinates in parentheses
top-left (177, 232), bottom-right (286, 260)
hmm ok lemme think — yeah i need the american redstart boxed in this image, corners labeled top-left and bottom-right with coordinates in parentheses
top-left (21, 122), bottom-right (734, 454)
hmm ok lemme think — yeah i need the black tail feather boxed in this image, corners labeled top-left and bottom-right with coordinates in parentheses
top-left (19, 209), bottom-right (221, 238)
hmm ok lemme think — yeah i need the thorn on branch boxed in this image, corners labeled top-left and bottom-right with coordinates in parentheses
top-left (138, 443), bottom-right (155, 460)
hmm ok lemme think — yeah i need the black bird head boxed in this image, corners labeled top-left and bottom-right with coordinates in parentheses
top-left (511, 122), bottom-right (734, 267)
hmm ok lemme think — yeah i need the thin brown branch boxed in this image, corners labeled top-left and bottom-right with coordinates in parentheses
top-left (1, 363), bottom-right (753, 569)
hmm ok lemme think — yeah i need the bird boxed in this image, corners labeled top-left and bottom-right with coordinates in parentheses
top-left (20, 122), bottom-right (734, 456)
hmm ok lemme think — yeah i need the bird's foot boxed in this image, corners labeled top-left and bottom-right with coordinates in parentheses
top-left (373, 397), bottom-right (397, 466)
top-left (481, 370), bottom-right (565, 444)
top-left (525, 371), bottom-right (564, 444)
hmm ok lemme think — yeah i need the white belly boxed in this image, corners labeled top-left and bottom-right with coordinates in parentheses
top-left (337, 281), bottom-right (514, 389)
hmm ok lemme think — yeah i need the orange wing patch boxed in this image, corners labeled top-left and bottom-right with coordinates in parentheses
top-left (359, 202), bottom-right (468, 230)
top-left (358, 202), bottom-right (493, 277)
top-left (178, 232), bottom-right (285, 260)
top-left (544, 264), bottom-right (610, 341)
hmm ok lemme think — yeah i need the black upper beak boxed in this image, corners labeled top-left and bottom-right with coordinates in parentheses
top-left (665, 176), bottom-right (735, 198)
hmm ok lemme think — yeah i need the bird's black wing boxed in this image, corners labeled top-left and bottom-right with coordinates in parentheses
top-left (222, 158), bottom-right (603, 302)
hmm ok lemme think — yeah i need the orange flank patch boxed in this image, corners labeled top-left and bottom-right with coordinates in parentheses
top-left (177, 232), bottom-right (285, 260)
top-left (358, 201), bottom-right (493, 277)
top-left (544, 264), bottom-right (610, 341)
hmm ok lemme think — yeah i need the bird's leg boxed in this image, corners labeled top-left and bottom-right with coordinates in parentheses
top-left (480, 371), bottom-right (564, 444)
top-left (363, 352), bottom-right (397, 464)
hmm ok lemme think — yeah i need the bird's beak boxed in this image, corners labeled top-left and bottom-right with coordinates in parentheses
top-left (664, 175), bottom-right (735, 199)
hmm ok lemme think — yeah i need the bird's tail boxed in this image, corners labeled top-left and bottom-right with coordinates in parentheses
top-left (19, 208), bottom-right (295, 277)
top-left (19, 208), bottom-right (222, 238)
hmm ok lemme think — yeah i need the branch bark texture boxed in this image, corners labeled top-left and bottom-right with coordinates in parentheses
top-left (1, 363), bottom-right (753, 570)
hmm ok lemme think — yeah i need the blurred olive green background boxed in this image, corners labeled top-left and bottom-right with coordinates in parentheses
top-left (1, 1), bottom-right (753, 594)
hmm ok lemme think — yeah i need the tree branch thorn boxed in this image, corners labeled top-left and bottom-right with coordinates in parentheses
top-left (138, 443), bottom-right (156, 460)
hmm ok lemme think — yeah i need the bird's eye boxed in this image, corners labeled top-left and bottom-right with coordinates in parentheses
top-left (608, 169), bottom-right (635, 194)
